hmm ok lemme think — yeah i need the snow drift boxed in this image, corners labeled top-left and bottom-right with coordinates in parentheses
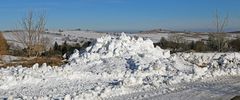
top-left (0, 33), bottom-right (240, 100)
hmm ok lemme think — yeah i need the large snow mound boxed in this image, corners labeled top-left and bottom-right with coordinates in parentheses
top-left (1, 33), bottom-right (240, 100)
top-left (68, 32), bottom-right (170, 62)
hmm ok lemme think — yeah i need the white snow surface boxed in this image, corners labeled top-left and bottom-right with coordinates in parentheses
top-left (0, 55), bottom-right (20, 63)
top-left (1, 33), bottom-right (240, 100)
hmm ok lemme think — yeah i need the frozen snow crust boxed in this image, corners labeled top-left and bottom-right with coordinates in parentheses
top-left (1, 33), bottom-right (240, 99)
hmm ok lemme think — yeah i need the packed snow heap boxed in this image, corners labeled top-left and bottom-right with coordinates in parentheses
top-left (1, 33), bottom-right (240, 99)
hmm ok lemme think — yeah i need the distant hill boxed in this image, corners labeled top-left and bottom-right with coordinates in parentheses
top-left (139, 29), bottom-right (189, 34)
top-left (228, 31), bottom-right (240, 33)
top-left (139, 29), bottom-right (240, 34)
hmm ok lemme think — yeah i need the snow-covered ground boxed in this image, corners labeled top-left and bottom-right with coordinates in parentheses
top-left (109, 76), bottom-right (240, 100)
top-left (0, 55), bottom-right (20, 63)
top-left (3, 30), bottom-right (240, 49)
top-left (2, 30), bottom-right (107, 49)
top-left (1, 33), bottom-right (240, 99)
top-left (45, 30), bottom-right (107, 45)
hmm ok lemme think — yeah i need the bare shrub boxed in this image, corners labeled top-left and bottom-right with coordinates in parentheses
top-left (0, 32), bottom-right (9, 55)
top-left (13, 10), bottom-right (49, 57)
top-left (168, 34), bottom-right (186, 43)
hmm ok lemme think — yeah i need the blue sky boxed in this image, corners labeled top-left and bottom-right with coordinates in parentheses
top-left (0, 0), bottom-right (239, 32)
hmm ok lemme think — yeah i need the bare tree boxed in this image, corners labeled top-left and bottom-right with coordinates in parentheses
top-left (13, 10), bottom-right (49, 57)
top-left (208, 10), bottom-right (229, 52)
top-left (214, 10), bottom-right (228, 33)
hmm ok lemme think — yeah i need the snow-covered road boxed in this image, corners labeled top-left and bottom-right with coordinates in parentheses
top-left (108, 76), bottom-right (240, 100)
top-left (1, 75), bottom-right (240, 100)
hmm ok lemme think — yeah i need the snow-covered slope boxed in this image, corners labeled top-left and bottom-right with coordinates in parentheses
top-left (1, 33), bottom-right (240, 100)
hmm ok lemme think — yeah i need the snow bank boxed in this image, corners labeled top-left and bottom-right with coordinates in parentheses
top-left (64, 33), bottom-right (240, 99)
top-left (1, 33), bottom-right (240, 100)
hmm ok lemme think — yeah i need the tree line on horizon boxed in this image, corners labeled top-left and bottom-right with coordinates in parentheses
top-left (154, 34), bottom-right (240, 53)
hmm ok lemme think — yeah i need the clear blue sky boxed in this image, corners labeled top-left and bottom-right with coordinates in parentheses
top-left (0, 0), bottom-right (239, 32)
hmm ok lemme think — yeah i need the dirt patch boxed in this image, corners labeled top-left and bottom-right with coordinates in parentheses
top-left (231, 95), bottom-right (240, 100)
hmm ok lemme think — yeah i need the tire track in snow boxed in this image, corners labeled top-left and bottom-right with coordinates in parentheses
top-left (106, 75), bottom-right (240, 100)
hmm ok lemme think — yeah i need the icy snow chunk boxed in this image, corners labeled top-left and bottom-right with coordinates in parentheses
top-left (32, 63), bottom-right (39, 70)
top-left (64, 94), bottom-right (71, 100)
top-left (68, 49), bottom-right (80, 62)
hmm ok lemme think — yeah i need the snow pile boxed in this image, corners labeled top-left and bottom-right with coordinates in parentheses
top-left (0, 63), bottom-right (58, 90)
top-left (65, 33), bottom-right (240, 98)
top-left (64, 33), bottom-right (240, 98)
top-left (178, 53), bottom-right (240, 77)
top-left (68, 32), bottom-right (170, 62)
top-left (1, 33), bottom-right (240, 99)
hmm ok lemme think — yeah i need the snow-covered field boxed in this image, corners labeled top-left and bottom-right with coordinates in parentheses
top-left (1, 32), bottom-right (240, 99)
top-left (2, 30), bottom-right (107, 48)
top-left (3, 30), bottom-right (240, 48)
top-left (45, 30), bottom-right (107, 45)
